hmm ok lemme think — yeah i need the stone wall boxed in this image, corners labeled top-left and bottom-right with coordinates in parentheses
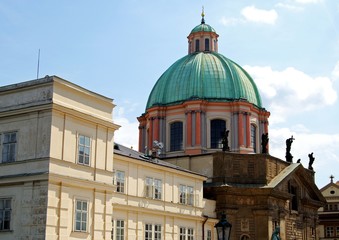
top-left (212, 152), bottom-right (289, 185)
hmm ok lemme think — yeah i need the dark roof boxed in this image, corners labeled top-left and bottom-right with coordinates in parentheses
top-left (113, 143), bottom-right (206, 178)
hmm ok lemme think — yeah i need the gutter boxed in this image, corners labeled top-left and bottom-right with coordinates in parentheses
top-left (202, 215), bottom-right (209, 240)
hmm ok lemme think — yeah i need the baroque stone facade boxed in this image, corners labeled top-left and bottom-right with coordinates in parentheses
top-left (165, 152), bottom-right (326, 239)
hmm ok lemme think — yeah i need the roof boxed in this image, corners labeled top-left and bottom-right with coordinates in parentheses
top-left (264, 163), bottom-right (300, 188)
top-left (264, 163), bottom-right (326, 204)
top-left (113, 143), bottom-right (206, 178)
top-left (190, 23), bottom-right (216, 33)
top-left (146, 52), bottom-right (262, 110)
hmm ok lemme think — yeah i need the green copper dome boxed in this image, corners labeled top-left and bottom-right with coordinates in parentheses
top-left (191, 23), bottom-right (216, 34)
top-left (146, 52), bottom-right (262, 109)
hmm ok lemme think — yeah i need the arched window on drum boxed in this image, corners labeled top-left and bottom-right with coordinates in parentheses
top-left (170, 121), bottom-right (183, 152)
top-left (250, 124), bottom-right (257, 153)
top-left (210, 119), bottom-right (226, 149)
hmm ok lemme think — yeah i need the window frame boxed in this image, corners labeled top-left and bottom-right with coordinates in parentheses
top-left (0, 198), bottom-right (12, 231)
top-left (205, 38), bottom-right (210, 51)
top-left (206, 230), bottom-right (212, 240)
top-left (0, 132), bottom-right (17, 163)
top-left (195, 39), bottom-right (200, 52)
top-left (115, 170), bottom-right (125, 193)
top-left (187, 228), bottom-right (194, 240)
top-left (112, 219), bottom-right (125, 240)
top-left (77, 134), bottom-right (91, 166)
top-left (210, 119), bottom-right (226, 149)
top-left (144, 223), bottom-right (161, 240)
top-left (180, 227), bottom-right (194, 240)
top-left (179, 184), bottom-right (194, 206)
top-left (145, 177), bottom-right (162, 200)
top-left (326, 226), bottom-right (334, 237)
top-left (250, 124), bottom-right (257, 153)
top-left (116, 219), bottom-right (125, 240)
top-left (145, 223), bottom-right (153, 240)
top-left (170, 121), bottom-right (183, 152)
top-left (74, 199), bottom-right (88, 232)
top-left (180, 227), bottom-right (186, 240)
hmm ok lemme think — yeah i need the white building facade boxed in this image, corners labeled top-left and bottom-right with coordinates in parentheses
top-left (0, 76), bottom-right (217, 240)
top-left (112, 144), bottom-right (217, 240)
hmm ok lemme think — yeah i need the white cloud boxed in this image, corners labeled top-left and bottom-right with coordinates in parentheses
top-left (241, 6), bottom-right (278, 25)
top-left (275, 3), bottom-right (303, 11)
top-left (269, 125), bottom-right (339, 187)
top-left (244, 65), bottom-right (337, 123)
top-left (220, 16), bottom-right (243, 26)
top-left (113, 106), bottom-right (139, 150)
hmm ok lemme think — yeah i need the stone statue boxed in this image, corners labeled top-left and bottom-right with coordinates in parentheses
top-left (271, 226), bottom-right (280, 240)
top-left (222, 129), bottom-right (230, 152)
top-left (308, 152), bottom-right (315, 171)
top-left (261, 133), bottom-right (269, 154)
top-left (285, 135), bottom-right (295, 163)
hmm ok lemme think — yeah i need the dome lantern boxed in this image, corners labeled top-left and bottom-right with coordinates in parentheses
top-left (187, 11), bottom-right (219, 54)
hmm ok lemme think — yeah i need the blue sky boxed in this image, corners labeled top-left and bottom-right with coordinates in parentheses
top-left (1, 0), bottom-right (338, 188)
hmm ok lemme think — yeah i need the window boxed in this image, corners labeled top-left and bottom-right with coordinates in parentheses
top-left (145, 177), bottom-right (162, 200)
top-left (180, 227), bottom-right (194, 240)
top-left (116, 220), bottom-right (125, 240)
top-left (288, 183), bottom-right (298, 211)
top-left (0, 198), bottom-right (11, 230)
top-left (74, 199), bottom-right (88, 232)
top-left (154, 224), bottom-right (161, 240)
top-left (1, 132), bottom-right (17, 163)
top-left (326, 226), bottom-right (334, 237)
top-left (325, 203), bottom-right (339, 211)
top-left (179, 185), bottom-right (194, 205)
top-left (145, 224), bottom-right (152, 240)
top-left (207, 230), bottom-right (212, 240)
top-left (205, 38), bottom-right (210, 51)
top-left (180, 227), bottom-right (185, 240)
top-left (78, 135), bottom-right (90, 165)
top-left (195, 39), bottom-right (200, 52)
top-left (145, 223), bottom-right (161, 240)
top-left (112, 219), bottom-right (125, 240)
top-left (250, 124), bottom-right (257, 153)
top-left (115, 171), bottom-right (125, 193)
top-left (210, 119), bottom-right (226, 148)
top-left (170, 122), bottom-right (183, 152)
top-left (187, 228), bottom-right (194, 240)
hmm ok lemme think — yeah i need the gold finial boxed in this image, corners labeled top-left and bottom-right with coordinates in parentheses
top-left (201, 6), bottom-right (205, 24)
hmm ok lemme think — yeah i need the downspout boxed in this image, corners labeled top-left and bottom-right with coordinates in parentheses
top-left (202, 215), bottom-right (209, 240)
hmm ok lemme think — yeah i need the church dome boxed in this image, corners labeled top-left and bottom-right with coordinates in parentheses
top-left (146, 12), bottom-right (263, 110)
top-left (146, 52), bottom-right (262, 109)
top-left (190, 23), bottom-right (216, 34)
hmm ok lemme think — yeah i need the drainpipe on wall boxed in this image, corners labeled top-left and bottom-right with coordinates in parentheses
top-left (202, 215), bottom-right (209, 240)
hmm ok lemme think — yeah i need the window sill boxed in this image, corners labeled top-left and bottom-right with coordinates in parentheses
top-left (115, 191), bottom-right (126, 194)
top-left (77, 162), bottom-right (91, 167)
top-left (71, 230), bottom-right (89, 235)
top-left (0, 230), bottom-right (13, 232)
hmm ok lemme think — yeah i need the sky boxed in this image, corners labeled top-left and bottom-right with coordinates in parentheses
top-left (0, 0), bottom-right (338, 188)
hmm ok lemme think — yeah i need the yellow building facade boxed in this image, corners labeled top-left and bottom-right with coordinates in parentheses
top-left (0, 76), bottom-right (217, 239)
top-left (112, 143), bottom-right (217, 239)
top-left (317, 177), bottom-right (339, 239)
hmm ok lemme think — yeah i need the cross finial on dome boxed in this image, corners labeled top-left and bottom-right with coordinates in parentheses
top-left (201, 6), bottom-right (205, 24)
